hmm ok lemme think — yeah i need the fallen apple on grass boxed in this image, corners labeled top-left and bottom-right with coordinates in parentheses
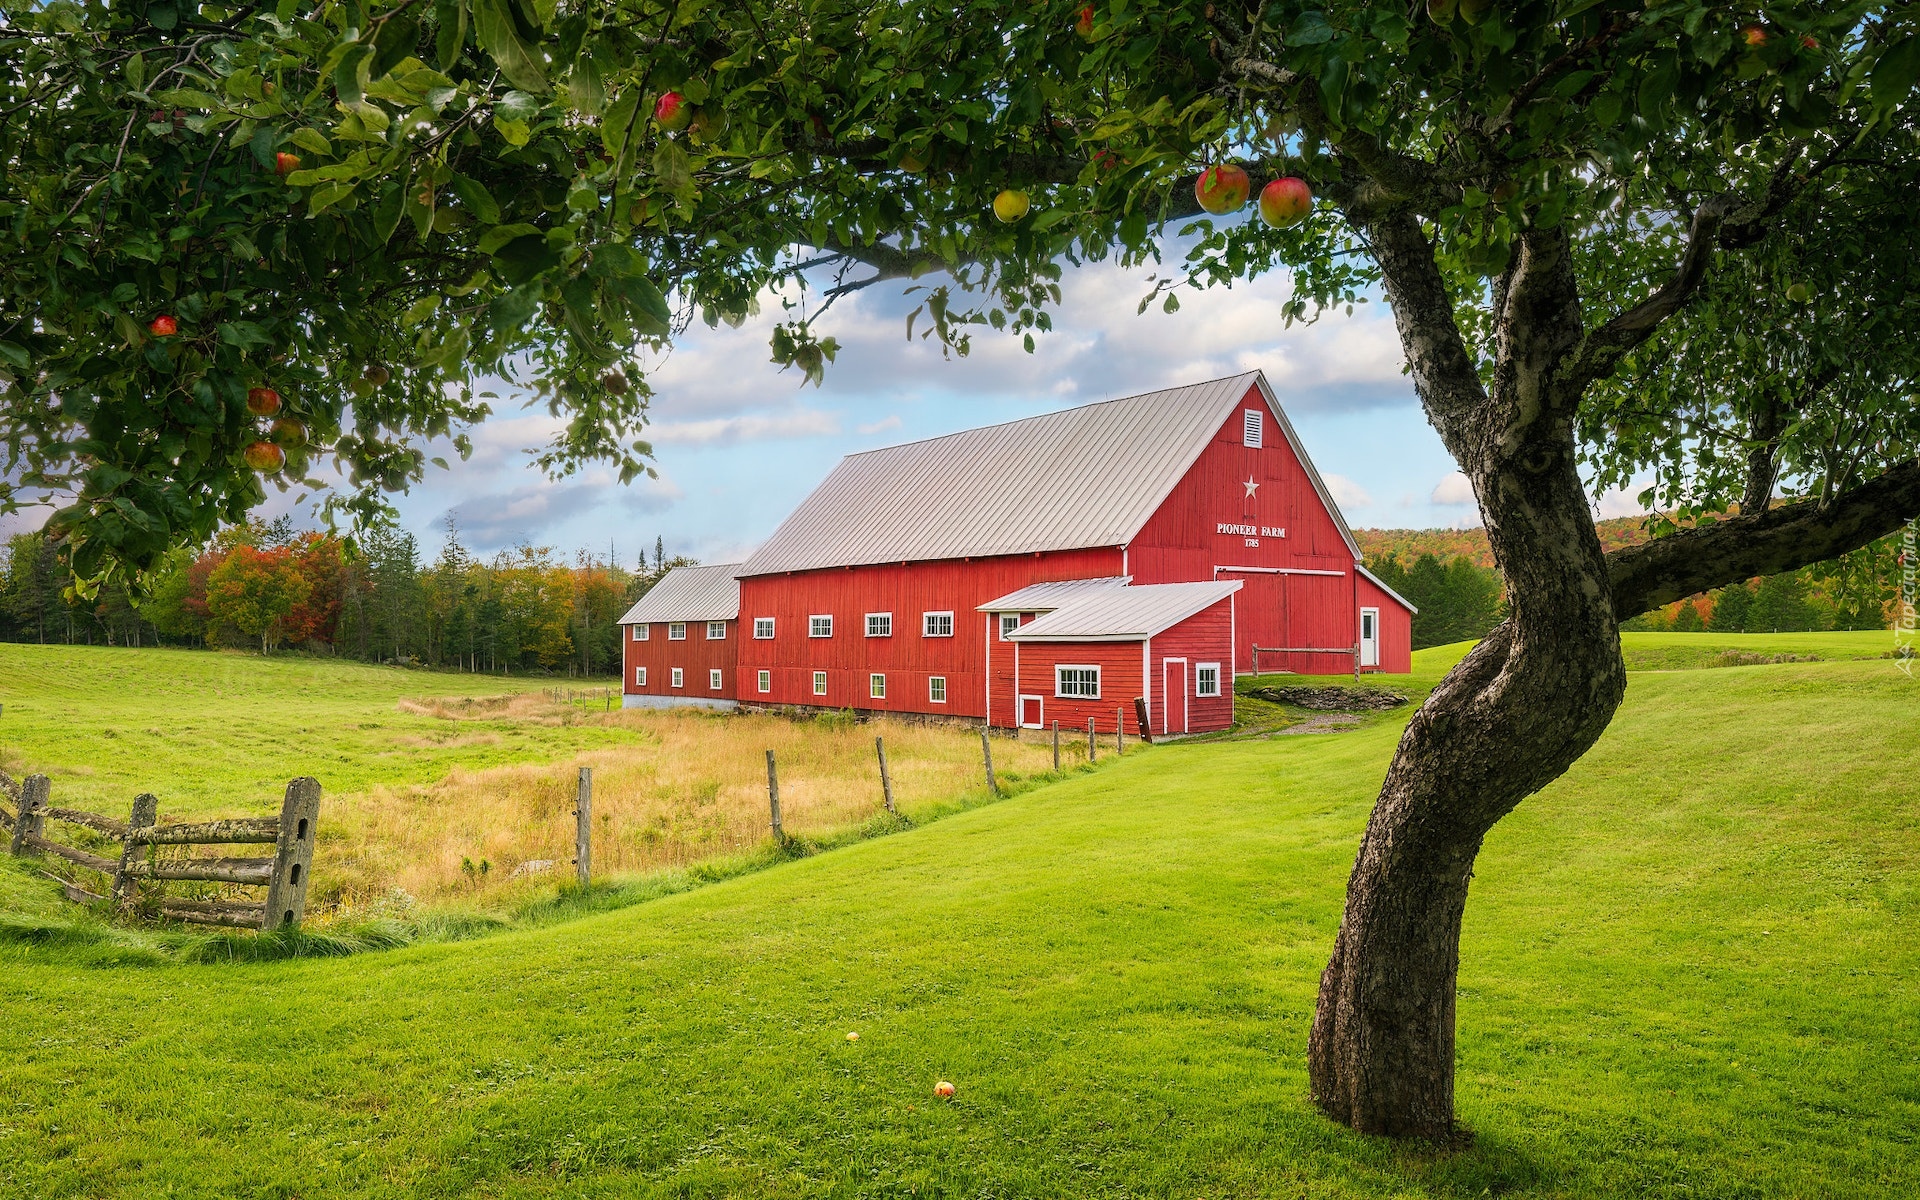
top-left (934, 1080), bottom-right (956, 1098)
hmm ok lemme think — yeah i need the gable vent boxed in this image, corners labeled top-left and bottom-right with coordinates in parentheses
top-left (1243, 408), bottom-right (1264, 448)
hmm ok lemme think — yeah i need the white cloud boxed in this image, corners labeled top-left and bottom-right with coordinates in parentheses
top-left (857, 415), bottom-right (903, 436)
top-left (1322, 473), bottom-right (1374, 508)
top-left (1430, 472), bottom-right (1476, 505)
top-left (1592, 480), bottom-right (1653, 520)
top-left (649, 409), bottom-right (841, 447)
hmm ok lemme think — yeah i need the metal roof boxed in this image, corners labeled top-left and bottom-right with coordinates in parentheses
top-left (1356, 565), bottom-right (1419, 614)
top-left (740, 371), bottom-right (1343, 576)
top-left (1006, 581), bottom-right (1242, 642)
top-left (616, 563), bottom-right (742, 624)
top-left (978, 576), bottom-right (1131, 612)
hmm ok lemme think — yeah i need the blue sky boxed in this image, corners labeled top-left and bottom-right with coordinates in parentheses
top-left (306, 253), bottom-right (1573, 569)
top-left (7, 249), bottom-right (1646, 567)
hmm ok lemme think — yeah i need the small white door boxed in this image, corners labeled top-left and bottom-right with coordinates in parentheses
top-left (1161, 658), bottom-right (1189, 735)
top-left (1360, 608), bottom-right (1380, 668)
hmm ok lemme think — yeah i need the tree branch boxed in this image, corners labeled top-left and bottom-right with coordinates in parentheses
top-left (1609, 460), bottom-right (1920, 618)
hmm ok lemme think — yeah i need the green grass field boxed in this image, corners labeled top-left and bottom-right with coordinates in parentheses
top-left (1, 634), bottom-right (1916, 1197)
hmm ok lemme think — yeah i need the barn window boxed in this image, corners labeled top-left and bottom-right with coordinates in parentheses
top-left (1196, 664), bottom-right (1221, 697)
top-left (928, 676), bottom-right (947, 703)
top-left (635, 667), bottom-right (646, 686)
top-left (706, 621), bottom-right (726, 640)
top-left (1243, 408), bottom-right (1264, 448)
top-left (810, 614), bottom-right (833, 638)
top-left (1056, 665), bottom-right (1100, 699)
top-left (671, 667), bottom-right (684, 689)
top-left (753, 617), bottom-right (775, 639)
top-left (758, 669), bottom-right (771, 694)
top-left (710, 669), bottom-right (724, 690)
top-left (668, 622), bottom-right (686, 640)
top-left (923, 611), bottom-right (953, 637)
top-left (631, 624), bottom-right (649, 641)
top-left (999, 613), bottom-right (1021, 640)
top-left (865, 613), bottom-right (892, 637)
top-left (870, 673), bottom-right (886, 699)
top-left (812, 670), bottom-right (828, 696)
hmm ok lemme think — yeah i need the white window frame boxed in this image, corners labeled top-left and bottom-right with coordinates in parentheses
top-left (869, 673), bottom-right (886, 699)
top-left (928, 676), bottom-right (947, 704)
top-left (812, 670), bottom-right (828, 696)
top-left (865, 612), bottom-right (893, 638)
top-left (922, 611), bottom-right (954, 638)
top-left (809, 614), bottom-right (833, 638)
top-left (709, 668), bottom-right (724, 690)
top-left (635, 666), bottom-right (646, 686)
top-left (706, 620), bottom-right (726, 640)
top-left (668, 622), bottom-right (686, 641)
top-left (757, 669), bottom-right (771, 694)
top-left (631, 624), bottom-right (649, 641)
top-left (670, 667), bottom-right (684, 689)
top-left (1360, 607), bottom-right (1381, 668)
top-left (1056, 665), bottom-right (1101, 699)
top-left (1195, 663), bottom-right (1221, 697)
top-left (1243, 407), bottom-right (1264, 448)
top-left (753, 617), bottom-right (775, 640)
top-left (999, 613), bottom-right (1021, 640)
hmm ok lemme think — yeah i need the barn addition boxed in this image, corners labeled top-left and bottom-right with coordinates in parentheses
top-left (618, 370), bottom-right (1413, 734)
top-left (616, 563), bottom-right (742, 711)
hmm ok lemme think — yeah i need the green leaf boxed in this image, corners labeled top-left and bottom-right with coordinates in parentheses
top-left (289, 127), bottom-right (333, 155)
top-left (492, 233), bottom-right (562, 284)
top-left (371, 14), bottom-right (422, 80)
top-left (601, 88), bottom-right (639, 158)
top-left (334, 42), bottom-right (374, 108)
top-left (401, 294), bottom-right (442, 326)
top-left (478, 222), bottom-right (543, 253)
top-left (472, 0), bottom-right (548, 92)
top-left (651, 139), bottom-right (693, 201)
top-left (450, 174), bottom-right (502, 223)
top-left (1873, 36), bottom-right (1920, 108)
top-left (126, 52), bottom-right (146, 91)
top-left (433, 0), bottom-right (468, 70)
top-left (1290, 11), bottom-right (1337, 46)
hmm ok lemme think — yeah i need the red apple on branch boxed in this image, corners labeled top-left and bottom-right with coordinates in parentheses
top-left (1258, 177), bottom-right (1314, 228)
top-left (148, 315), bottom-right (177, 337)
top-left (1194, 164), bottom-right (1250, 214)
top-left (1743, 25), bottom-right (1767, 46)
top-left (1074, 4), bottom-right (1094, 39)
top-left (655, 91), bottom-right (692, 133)
top-left (243, 441), bottom-right (286, 472)
top-left (275, 152), bottom-right (301, 176)
top-left (247, 387), bottom-right (282, 416)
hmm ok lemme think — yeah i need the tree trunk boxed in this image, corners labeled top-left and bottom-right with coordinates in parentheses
top-left (1307, 219), bottom-right (1629, 1140)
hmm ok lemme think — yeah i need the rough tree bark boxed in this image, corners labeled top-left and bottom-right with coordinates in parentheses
top-left (1307, 216), bottom-right (1629, 1140)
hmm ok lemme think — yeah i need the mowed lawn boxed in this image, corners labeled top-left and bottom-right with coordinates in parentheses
top-left (0, 636), bottom-right (1916, 1197)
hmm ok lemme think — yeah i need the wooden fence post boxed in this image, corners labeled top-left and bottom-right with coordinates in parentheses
top-left (766, 750), bottom-right (783, 841)
top-left (1052, 721), bottom-right (1060, 771)
top-left (113, 793), bottom-right (157, 908)
top-left (9, 775), bottom-right (47, 857)
top-left (262, 777), bottom-right (320, 930)
top-left (875, 736), bottom-right (896, 814)
top-left (1353, 644), bottom-right (1361, 683)
top-left (1087, 719), bottom-right (1097, 763)
top-left (1116, 707), bottom-right (1124, 754)
top-left (574, 767), bottom-right (592, 887)
top-left (980, 728), bottom-right (999, 795)
top-left (1133, 697), bottom-right (1153, 745)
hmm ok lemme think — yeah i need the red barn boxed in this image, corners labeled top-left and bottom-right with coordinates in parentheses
top-left (616, 563), bottom-right (742, 710)
top-left (620, 370), bottom-right (1413, 733)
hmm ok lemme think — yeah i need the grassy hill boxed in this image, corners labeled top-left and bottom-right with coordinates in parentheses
top-left (1, 636), bottom-right (1916, 1196)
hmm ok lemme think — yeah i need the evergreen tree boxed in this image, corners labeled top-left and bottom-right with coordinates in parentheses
top-left (1708, 582), bottom-right (1755, 633)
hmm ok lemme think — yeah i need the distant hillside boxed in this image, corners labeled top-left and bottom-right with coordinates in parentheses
top-left (1354, 516), bottom-right (1658, 569)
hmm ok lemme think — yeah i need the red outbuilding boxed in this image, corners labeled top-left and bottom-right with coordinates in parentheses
top-left (619, 370), bottom-right (1414, 734)
top-left (617, 562), bottom-right (741, 710)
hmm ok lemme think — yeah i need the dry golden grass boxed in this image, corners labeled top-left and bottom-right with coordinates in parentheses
top-left (313, 700), bottom-right (1082, 910)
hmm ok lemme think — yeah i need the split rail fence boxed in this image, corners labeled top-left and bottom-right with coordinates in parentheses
top-left (0, 773), bottom-right (320, 930)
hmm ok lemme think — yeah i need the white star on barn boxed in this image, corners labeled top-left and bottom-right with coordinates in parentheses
top-left (1244, 476), bottom-right (1259, 499)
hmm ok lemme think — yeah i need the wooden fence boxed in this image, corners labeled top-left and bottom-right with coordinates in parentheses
top-left (0, 774), bottom-right (320, 930)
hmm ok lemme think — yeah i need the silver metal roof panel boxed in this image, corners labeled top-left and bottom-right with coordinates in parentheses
top-left (616, 563), bottom-right (743, 624)
top-left (1006, 581), bottom-right (1242, 641)
top-left (739, 372), bottom-right (1268, 576)
top-left (977, 576), bottom-right (1131, 612)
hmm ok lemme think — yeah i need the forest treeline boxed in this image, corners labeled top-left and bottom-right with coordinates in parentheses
top-left (0, 519), bottom-right (693, 675)
top-left (2, 515), bottom-right (1901, 666)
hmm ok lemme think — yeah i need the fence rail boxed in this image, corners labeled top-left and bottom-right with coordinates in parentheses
top-left (1, 773), bottom-right (320, 930)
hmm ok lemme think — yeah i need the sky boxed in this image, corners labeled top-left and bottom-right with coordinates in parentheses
top-left (8, 248), bottom-right (1647, 569)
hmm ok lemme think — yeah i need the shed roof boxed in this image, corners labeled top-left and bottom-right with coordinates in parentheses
top-left (1005, 581), bottom-right (1242, 642)
top-left (978, 576), bottom-right (1131, 612)
top-left (616, 563), bottom-right (742, 624)
top-left (738, 371), bottom-right (1359, 576)
top-left (1356, 564), bottom-right (1419, 614)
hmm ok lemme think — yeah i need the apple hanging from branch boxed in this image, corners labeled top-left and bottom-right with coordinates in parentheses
top-left (1194, 164), bottom-right (1250, 215)
top-left (1258, 177), bottom-right (1314, 228)
top-left (247, 387), bottom-right (282, 416)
